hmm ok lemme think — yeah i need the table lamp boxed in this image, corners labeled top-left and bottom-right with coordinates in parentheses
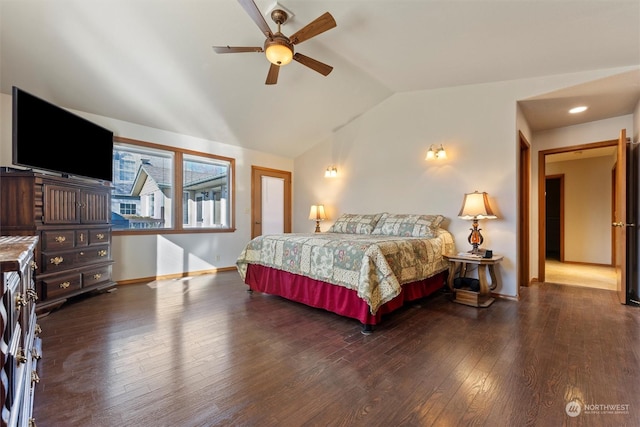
top-left (309, 204), bottom-right (327, 232)
top-left (458, 191), bottom-right (497, 254)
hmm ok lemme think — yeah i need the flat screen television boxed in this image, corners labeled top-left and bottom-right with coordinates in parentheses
top-left (11, 86), bottom-right (114, 182)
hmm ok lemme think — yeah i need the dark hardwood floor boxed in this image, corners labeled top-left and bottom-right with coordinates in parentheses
top-left (32, 271), bottom-right (640, 426)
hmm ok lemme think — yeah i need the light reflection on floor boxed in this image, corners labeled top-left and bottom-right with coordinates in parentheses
top-left (545, 259), bottom-right (616, 291)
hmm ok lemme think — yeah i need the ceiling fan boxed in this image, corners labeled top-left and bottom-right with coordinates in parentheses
top-left (213, 0), bottom-right (336, 85)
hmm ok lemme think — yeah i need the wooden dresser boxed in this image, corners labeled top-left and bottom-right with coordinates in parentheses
top-left (0, 235), bottom-right (41, 427)
top-left (0, 170), bottom-right (116, 315)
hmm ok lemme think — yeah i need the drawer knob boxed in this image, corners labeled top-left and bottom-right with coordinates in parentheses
top-left (98, 250), bottom-right (107, 257)
top-left (59, 281), bottom-right (71, 289)
top-left (15, 293), bottom-right (27, 309)
top-left (35, 324), bottom-right (42, 335)
top-left (27, 289), bottom-right (38, 302)
top-left (93, 273), bottom-right (102, 280)
top-left (55, 235), bottom-right (66, 243)
top-left (30, 260), bottom-right (38, 271)
top-left (50, 256), bottom-right (64, 265)
top-left (96, 233), bottom-right (105, 240)
top-left (16, 348), bottom-right (26, 364)
top-left (31, 370), bottom-right (40, 385)
top-left (31, 348), bottom-right (41, 360)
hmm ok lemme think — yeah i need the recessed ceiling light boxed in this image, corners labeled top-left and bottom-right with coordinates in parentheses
top-left (569, 106), bottom-right (588, 114)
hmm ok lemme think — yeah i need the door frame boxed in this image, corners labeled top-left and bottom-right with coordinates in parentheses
top-left (614, 129), bottom-right (627, 304)
top-left (611, 166), bottom-right (617, 266)
top-left (518, 131), bottom-right (530, 291)
top-left (537, 139), bottom-right (618, 283)
top-left (251, 166), bottom-right (292, 239)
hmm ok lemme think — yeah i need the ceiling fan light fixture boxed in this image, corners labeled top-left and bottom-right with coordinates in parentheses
top-left (265, 38), bottom-right (293, 65)
top-left (214, 1), bottom-right (336, 84)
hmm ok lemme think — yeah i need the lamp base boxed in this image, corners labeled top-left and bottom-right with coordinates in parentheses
top-left (467, 219), bottom-right (484, 254)
top-left (314, 220), bottom-right (321, 233)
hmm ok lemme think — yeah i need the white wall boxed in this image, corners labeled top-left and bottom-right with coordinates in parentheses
top-left (546, 154), bottom-right (616, 264)
top-left (0, 93), bottom-right (294, 282)
top-left (293, 66), bottom-right (639, 299)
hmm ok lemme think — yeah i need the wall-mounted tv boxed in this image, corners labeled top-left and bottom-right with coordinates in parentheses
top-left (12, 86), bottom-right (114, 182)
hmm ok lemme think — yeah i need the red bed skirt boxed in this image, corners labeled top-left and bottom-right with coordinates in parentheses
top-left (244, 264), bottom-right (446, 327)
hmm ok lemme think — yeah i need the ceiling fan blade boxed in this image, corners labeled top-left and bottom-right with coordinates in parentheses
top-left (289, 12), bottom-right (336, 45)
top-left (237, 0), bottom-right (273, 38)
top-left (293, 53), bottom-right (333, 76)
top-left (213, 46), bottom-right (263, 54)
top-left (265, 63), bottom-right (279, 85)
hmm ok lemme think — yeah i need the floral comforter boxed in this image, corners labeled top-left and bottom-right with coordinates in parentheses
top-left (236, 228), bottom-right (455, 314)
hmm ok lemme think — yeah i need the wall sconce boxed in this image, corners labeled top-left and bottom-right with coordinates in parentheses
top-left (426, 144), bottom-right (447, 160)
top-left (309, 204), bottom-right (327, 232)
top-left (324, 166), bottom-right (338, 178)
top-left (458, 191), bottom-right (497, 254)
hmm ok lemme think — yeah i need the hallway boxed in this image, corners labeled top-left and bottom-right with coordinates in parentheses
top-left (545, 259), bottom-right (616, 291)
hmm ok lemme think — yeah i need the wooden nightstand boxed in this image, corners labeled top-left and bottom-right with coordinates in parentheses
top-left (443, 253), bottom-right (503, 307)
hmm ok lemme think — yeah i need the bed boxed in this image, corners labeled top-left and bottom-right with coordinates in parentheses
top-left (236, 213), bottom-right (455, 333)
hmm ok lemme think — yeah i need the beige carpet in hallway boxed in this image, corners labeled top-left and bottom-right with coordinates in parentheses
top-left (545, 259), bottom-right (616, 291)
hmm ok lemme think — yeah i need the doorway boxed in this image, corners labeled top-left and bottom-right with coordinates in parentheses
top-left (545, 175), bottom-right (563, 261)
top-left (538, 140), bottom-right (618, 289)
top-left (251, 166), bottom-right (292, 239)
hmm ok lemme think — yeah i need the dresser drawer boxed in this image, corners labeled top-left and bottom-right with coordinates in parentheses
top-left (40, 250), bottom-right (74, 274)
top-left (41, 230), bottom-right (75, 251)
top-left (40, 273), bottom-right (82, 300)
top-left (76, 245), bottom-right (110, 265)
top-left (6, 322), bottom-right (25, 416)
top-left (41, 244), bottom-right (111, 273)
top-left (75, 230), bottom-right (89, 247)
top-left (82, 265), bottom-right (112, 288)
top-left (88, 229), bottom-right (110, 246)
top-left (3, 272), bottom-right (22, 346)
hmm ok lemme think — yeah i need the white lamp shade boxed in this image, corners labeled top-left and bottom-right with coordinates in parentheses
top-left (309, 204), bottom-right (327, 220)
top-left (425, 148), bottom-right (435, 160)
top-left (458, 191), bottom-right (497, 220)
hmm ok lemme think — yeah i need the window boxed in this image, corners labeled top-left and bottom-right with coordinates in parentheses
top-left (114, 151), bottom-right (136, 182)
top-left (119, 203), bottom-right (137, 215)
top-left (182, 154), bottom-right (231, 229)
top-left (182, 192), bottom-right (189, 225)
top-left (112, 137), bottom-right (235, 234)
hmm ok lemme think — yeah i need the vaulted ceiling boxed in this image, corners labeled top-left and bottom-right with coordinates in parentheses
top-left (1, 0), bottom-right (639, 158)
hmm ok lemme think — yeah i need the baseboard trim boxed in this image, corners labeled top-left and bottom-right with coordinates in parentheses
top-left (116, 266), bottom-right (237, 286)
top-left (491, 292), bottom-right (520, 302)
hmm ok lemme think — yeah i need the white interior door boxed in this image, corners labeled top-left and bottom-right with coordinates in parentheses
top-left (261, 176), bottom-right (284, 235)
top-left (251, 166), bottom-right (291, 239)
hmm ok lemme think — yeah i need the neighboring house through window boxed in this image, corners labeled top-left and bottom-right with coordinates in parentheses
top-left (111, 137), bottom-right (235, 233)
